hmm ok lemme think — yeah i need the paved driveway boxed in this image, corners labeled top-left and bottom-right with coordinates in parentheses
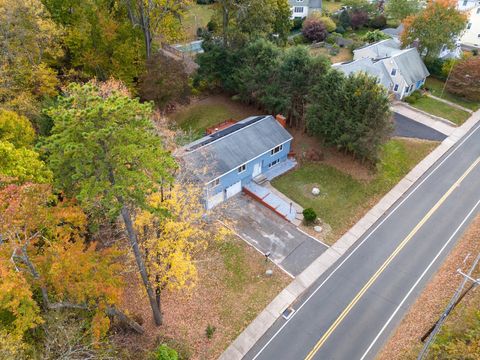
top-left (394, 112), bottom-right (447, 141)
top-left (225, 195), bottom-right (328, 277)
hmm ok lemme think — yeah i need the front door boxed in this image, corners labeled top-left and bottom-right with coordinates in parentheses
top-left (252, 162), bottom-right (262, 177)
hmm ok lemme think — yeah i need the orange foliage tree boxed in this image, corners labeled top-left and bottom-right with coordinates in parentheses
top-left (401, 0), bottom-right (467, 61)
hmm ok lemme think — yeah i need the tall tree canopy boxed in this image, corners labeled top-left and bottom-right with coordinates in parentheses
top-left (44, 80), bottom-right (177, 326)
top-left (306, 71), bottom-right (393, 163)
top-left (446, 56), bottom-right (480, 102)
top-left (0, 110), bottom-right (35, 148)
top-left (401, 0), bottom-right (467, 61)
top-left (385, 0), bottom-right (421, 22)
top-left (0, 0), bottom-right (62, 118)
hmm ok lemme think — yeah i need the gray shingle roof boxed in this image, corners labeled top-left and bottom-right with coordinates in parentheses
top-left (180, 116), bottom-right (292, 184)
top-left (288, 0), bottom-right (322, 8)
top-left (332, 58), bottom-right (393, 90)
top-left (393, 48), bottom-right (430, 85)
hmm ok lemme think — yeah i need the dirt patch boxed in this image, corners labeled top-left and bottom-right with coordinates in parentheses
top-left (289, 128), bottom-right (375, 181)
top-left (377, 214), bottom-right (480, 360)
top-left (113, 235), bottom-right (290, 359)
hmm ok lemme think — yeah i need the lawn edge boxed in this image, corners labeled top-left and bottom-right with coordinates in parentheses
top-left (219, 109), bottom-right (480, 360)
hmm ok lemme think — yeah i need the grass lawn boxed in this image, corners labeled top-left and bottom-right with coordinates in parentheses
top-left (272, 138), bottom-right (439, 243)
top-left (171, 95), bottom-right (259, 138)
top-left (310, 47), bottom-right (353, 63)
top-left (322, 0), bottom-right (345, 13)
top-left (182, 3), bottom-right (215, 41)
top-left (425, 77), bottom-right (480, 111)
top-left (410, 96), bottom-right (471, 125)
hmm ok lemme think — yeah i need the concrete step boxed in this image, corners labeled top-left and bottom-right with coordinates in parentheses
top-left (253, 174), bottom-right (268, 185)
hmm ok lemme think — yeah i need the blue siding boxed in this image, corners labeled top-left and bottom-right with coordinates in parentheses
top-left (207, 139), bottom-right (292, 196)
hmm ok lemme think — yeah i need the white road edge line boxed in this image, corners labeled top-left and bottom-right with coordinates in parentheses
top-left (359, 197), bottom-right (480, 360)
top-left (250, 121), bottom-right (480, 360)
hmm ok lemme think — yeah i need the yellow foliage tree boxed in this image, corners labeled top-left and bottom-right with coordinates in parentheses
top-left (135, 182), bottom-right (229, 316)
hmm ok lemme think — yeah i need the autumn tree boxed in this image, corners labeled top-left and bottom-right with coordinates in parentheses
top-left (385, 0), bottom-right (421, 22)
top-left (0, 0), bottom-right (62, 118)
top-left (401, 0), bottom-right (467, 62)
top-left (139, 52), bottom-right (191, 110)
top-left (0, 109), bottom-right (35, 147)
top-left (44, 81), bottom-right (177, 326)
top-left (0, 182), bottom-right (130, 352)
top-left (302, 16), bottom-right (329, 42)
top-left (123, 0), bottom-right (191, 59)
top-left (446, 56), bottom-right (480, 102)
top-left (135, 183), bottom-right (229, 314)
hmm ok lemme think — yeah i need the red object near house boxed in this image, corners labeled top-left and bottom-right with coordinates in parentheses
top-left (205, 119), bottom-right (237, 135)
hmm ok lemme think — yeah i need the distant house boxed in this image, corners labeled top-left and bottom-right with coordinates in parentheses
top-left (289, 0), bottom-right (322, 19)
top-left (178, 115), bottom-right (294, 210)
top-left (333, 39), bottom-right (430, 99)
top-left (459, 0), bottom-right (480, 50)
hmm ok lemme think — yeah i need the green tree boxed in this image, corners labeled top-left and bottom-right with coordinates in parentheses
top-left (0, 109), bottom-right (35, 148)
top-left (385, 0), bottom-right (421, 22)
top-left (306, 71), bottom-right (393, 163)
top-left (0, 141), bottom-right (52, 184)
top-left (401, 0), bottom-right (467, 62)
top-left (44, 81), bottom-right (177, 326)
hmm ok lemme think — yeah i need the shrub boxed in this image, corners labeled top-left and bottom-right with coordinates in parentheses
top-left (425, 58), bottom-right (446, 79)
top-left (404, 90), bottom-right (423, 104)
top-left (362, 30), bottom-right (389, 43)
top-left (329, 44), bottom-right (340, 55)
top-left (205, 324), bottom-right (216, 339)
top-left (369, 14), bottom-right (387, 29)
top-left (152, 344), bottom-right (178, 360)
top-left (472, 49), bottom-right (478, 56)
top-left (196, 0), bottom-right (214, 3)
top-left (350, 10), bottom-right (369, 29)
top-left (292, 17), bottom-right (304, 31)
top-left (339, 9), bottom-right (351, 28)
top-left (302, 17), bottom-right (328, 42)
top-left (303, 208), bottom-right (317, 224)
top-left (207, 19), bottom-right (218, 32)
top-left (320, 16), bottom-right (337, 32)
top-left (335, 25), bottom-right (346, 34)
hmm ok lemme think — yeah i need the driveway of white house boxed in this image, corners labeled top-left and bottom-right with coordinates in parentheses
top-left (225, 194), bottom-right (328, 277)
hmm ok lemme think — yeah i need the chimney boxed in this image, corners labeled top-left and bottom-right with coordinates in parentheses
top-left (275, 114), bottom-right (287, 128)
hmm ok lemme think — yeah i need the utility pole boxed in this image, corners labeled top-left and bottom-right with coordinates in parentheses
top-left (417, 252), bottom-right (480, 360)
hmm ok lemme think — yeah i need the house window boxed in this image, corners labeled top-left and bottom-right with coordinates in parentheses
top-left (391, 68), bottom-right (397, 76)
top-left (209, 179), bottom-right (220, 189)
top-left (269, 159), bottom-right (280, 168)
top-left (393, 84), bottom-right (399, 91)
top-left (467, 22), bottom-right (472, 29)
top-left (271, 144), bottom-right (283, 155)
top-left (463, 0), bottom-right (468, 5)
top-left (238, 164), bottom-right (246, 173)
top-left (477, 7), bottom-right (480, 13)
top-left (294, 6), bottom-right (304, 13)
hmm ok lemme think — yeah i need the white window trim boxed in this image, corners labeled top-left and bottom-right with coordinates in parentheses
top-left (208, 179), bottom-right (220, 189)
top-left (205, 138), bottom-right (291, 186)
top-left (393, 83), bottom-right (399, 92)
top-left (270, 144), bottom-right (283, 156)
top-left (269, 159), bottom-right (280, 168)
top-left (294, 6), bottom-right (304, 13)
top-left (391, 68), bottom-right (397, 76)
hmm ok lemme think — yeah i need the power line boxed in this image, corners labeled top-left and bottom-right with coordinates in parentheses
top-left (417, 251), bottom-right (480, 360)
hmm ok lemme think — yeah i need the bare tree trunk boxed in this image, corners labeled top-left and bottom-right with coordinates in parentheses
top-left (221, 0), bottom-right (229, 46)
top-left (106, 306), bottom-right (145, 334)
top-left (120, 205), bottom-right (163, 326)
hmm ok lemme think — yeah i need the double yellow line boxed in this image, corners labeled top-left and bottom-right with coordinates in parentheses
top-left (304, 156), bottom-right (480, 360)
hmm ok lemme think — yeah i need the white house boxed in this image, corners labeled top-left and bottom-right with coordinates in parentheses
top-left (288, 0), bottom-right (322, 19)
top-left (333, 39), bottom-right (430, 99)
top-left (459, 0), bottom-right (480, 50)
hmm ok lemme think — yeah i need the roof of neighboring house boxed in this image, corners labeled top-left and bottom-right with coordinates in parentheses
top-left (179, 116), bottom-right (293, 184)
top-left (354, 39), bottom-right (402, 59)
top-left (332, 58), bottom-right (393, 90)
top-left (381, 24), bottom-right (404, 39)
top-left (288, 0), bottom-right (322, 8)
top-left (392, 48), bottom-right (430, 85)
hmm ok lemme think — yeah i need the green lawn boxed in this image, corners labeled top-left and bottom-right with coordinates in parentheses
top-left (410, 96), bottom-right (471, 125)
top-left (183, 3), bottom-right (215, 41)
top-left (425, 77), bottom-right (480, 111)
top-left (171, 96), bottom-right (259, 138)
top-left (272, 138), bottom-right (439, 243)
top-left (322, 0), bottom-right (345, 13)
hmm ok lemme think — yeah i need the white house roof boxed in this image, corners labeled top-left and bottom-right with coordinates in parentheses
top-left (392, 48), bottom-right (430, 85)
top-left (288, 0), bottom-right (322, 9)
top-left (332, 58), bottom-right (393, 90)
top-left (180, 116), bottom-right (292, 184)
top-left (354, 39), bottom-right (402, 60)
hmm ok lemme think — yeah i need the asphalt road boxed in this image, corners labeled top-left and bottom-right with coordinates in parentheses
top-left (244, 121), bottom-right (480, 360)
top-left (393, 112), bottom-right (447, 141)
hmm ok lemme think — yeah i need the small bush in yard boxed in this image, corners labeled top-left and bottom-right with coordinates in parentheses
top-left (152, 344), bottom-right (178, 360)
top-left (303, 208), bottom-right (317, 224)
top-left (404, 90), bottom-right (423, 104)
top-left (205, 324), bottom-right (216, 339)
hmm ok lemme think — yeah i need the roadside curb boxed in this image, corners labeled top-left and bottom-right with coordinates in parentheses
top-left (219, 110), bottom-right (480, 360)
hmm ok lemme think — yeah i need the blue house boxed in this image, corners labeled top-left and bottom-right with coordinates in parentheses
top-left (179, 115), bottom-right (294, 209)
